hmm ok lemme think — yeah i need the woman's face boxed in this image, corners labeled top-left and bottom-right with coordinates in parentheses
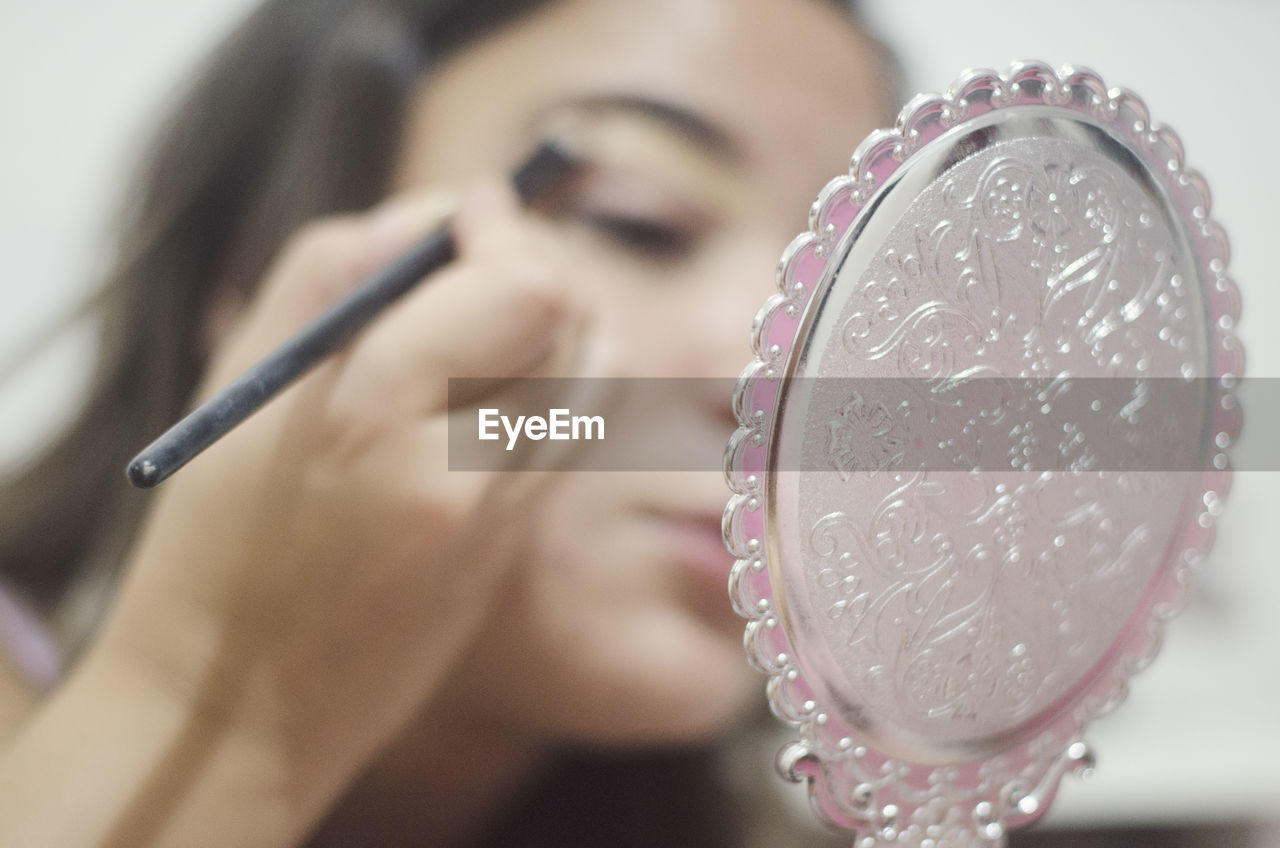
top-left (394, 0), bottom-right (888, 744)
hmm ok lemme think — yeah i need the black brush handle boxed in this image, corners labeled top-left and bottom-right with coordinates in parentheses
top-left (126, 141), bottom-right (576, 489)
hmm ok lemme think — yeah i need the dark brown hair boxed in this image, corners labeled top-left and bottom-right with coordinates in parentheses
top-left (0, 0), bottom-right (554, 623)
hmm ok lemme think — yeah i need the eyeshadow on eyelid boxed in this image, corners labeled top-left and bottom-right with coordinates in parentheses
top-left (564, 162), bottom-right (742, 241)
top-left (574, 143), bottom-right (746, 227)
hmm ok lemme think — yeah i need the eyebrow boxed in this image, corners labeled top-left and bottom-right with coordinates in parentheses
top-left (535, 92), bottom-right (744, 163)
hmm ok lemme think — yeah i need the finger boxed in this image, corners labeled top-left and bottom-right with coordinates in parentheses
top-left (449, 179), bottom-right (524, 260)
top-left (209, 191), bottom-right (459, 384)
top-left (331, 182), bottom-right (585, 416)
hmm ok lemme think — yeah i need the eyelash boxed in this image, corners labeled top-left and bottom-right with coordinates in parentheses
top-left (577, 211), bottom-right (697, 261)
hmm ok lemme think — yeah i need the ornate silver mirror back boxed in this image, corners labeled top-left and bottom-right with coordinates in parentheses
top-left (724, 62), bottom-right (1243, 846)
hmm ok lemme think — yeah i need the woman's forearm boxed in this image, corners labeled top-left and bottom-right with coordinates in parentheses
top-left (0, 186), bottom-right (581, 847)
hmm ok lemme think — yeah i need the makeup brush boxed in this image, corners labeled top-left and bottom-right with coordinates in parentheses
top-left (126, 140), bottom-right (578, 489)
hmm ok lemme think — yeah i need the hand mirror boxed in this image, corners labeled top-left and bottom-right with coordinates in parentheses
top-left (723, 62), bottom-right (1243, 846)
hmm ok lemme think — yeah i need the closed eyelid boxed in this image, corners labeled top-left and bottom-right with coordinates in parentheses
top-left (575, 211), bottom-right (699, 262)
top-left (559, 166), bottom-right (711, 231)
top-left (538, 142), bottom-right (745, 242)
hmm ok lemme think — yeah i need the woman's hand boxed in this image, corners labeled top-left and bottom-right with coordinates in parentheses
top-left (126, 178), bottom-right (586, 797)
top-left (0, 182), bottom-right (585, 847)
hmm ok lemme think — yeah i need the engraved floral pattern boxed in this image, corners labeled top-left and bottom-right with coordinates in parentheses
top-left (796, 133), bottom-right (1198, 752)
top-left (824, 393), bottom-right (907, 478)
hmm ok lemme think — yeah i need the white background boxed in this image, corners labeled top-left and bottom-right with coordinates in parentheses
top-left (2, 0), bottom-right (1278, 833)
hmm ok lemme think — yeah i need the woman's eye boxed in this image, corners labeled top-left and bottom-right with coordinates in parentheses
top-left (579, 212), bottom-right (696, 261)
